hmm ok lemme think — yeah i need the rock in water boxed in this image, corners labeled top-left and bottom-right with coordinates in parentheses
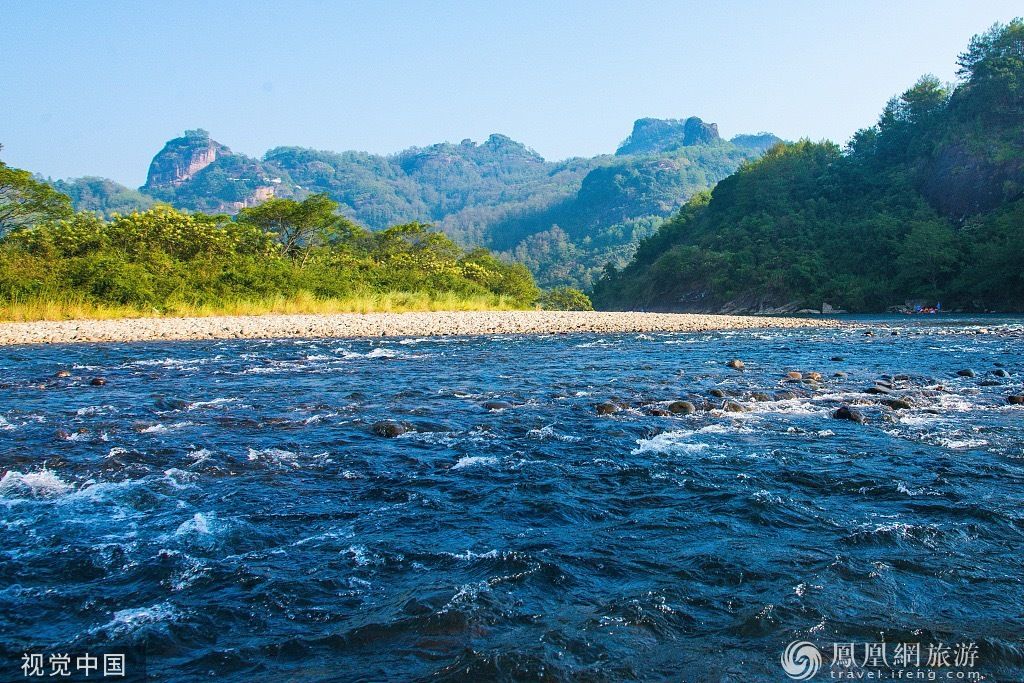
top-left (881, 398), bottom-right (913, 410)
top-left (956, 369), bottom-right (976, 377)
top-left (723, 401), bottom-right (746, 412)
top-left (726, 359), bottom-right (745, 370)
top-left (786, 371), bottom-right (803, 380)
top-left (89, 377), bottom-right (107, 386)
top-left (371, 420), bottom-right (412, 438)
top-left (992, 369), bottom-right (1010, 378)
top-left (482, 401), bottom-right (513, 411)
top-left (668, 400), bottom-right (696, 415)
top-left (708, 389), bottom-right (727, 398)
top-left (1008, 395), bottom-right (1024, 405)
top-left (595, 402), bottom-right (621, 415)
top-left (833, 405), bottom-right (866, 423)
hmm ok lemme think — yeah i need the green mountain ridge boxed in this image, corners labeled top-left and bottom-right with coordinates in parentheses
top-left (592, 20), bottom-right (1024, 313)
top-left (55, 119), bottom-right (781, 288)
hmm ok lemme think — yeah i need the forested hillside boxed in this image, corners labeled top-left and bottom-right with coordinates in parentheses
top-left (592, 21), bottom-right (1024, 313)
top-left (53, 119), bottom-right (779, 288)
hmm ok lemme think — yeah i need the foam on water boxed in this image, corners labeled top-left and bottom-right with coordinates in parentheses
top-left (0, 469), bottom-right (73, 498)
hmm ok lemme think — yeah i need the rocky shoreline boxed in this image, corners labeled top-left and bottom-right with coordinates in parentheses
top-left (0, 311), bottom-right (840, 346)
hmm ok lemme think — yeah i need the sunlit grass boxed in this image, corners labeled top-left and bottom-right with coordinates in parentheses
top-left (0, 290), bottom-right (527, 322)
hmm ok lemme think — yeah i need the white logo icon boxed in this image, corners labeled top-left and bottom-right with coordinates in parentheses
top-left (781, 640), bottom-right (822, 680)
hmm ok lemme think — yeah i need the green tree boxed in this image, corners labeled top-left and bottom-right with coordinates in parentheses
top-left (236, 193), bottom-right (347, 263)
top-left (0, 146), bottom-right (73, 236)
top-left (538, 287), bottom-right (593, 311)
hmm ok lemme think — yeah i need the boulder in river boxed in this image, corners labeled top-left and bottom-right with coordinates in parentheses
top-left (668, 400), bottom-right (696, 415)
top-left (992, 369), bottom-right (1010, 378)
top-left (786, 371), bottom-right (803, 380)
top-left (726, 359), bottom-right (745, 370)
top-left (595, 402), bottom-right (621, 415)
top-left (54, 370), bottom-right (71, 378)
top-left (708, 389), bottom-right (727, 398)
top-left (1008, 395), bottom-right (1024, 405)
top-left (831, 356), bottom-right (846, 361)
top-left (881, 398), bottom-right (913, 410)
top-left (833, 405), bottom-right (866, 423)
top-left (482, 401), bottom-right (513, 411)
top-left (956, 369), bottom-right (976, 378)
top-left (89, 377), bottom-right (107, 386)
top-left (723, 400), bottom-right (746, 412)
top-left (866, 385), bottom-right (892, 395)
top-left (371, 420), bottom-right (412, 438)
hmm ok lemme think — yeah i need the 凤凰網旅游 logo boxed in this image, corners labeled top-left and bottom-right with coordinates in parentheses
top-left (781, 641), bottom-right (822, 680)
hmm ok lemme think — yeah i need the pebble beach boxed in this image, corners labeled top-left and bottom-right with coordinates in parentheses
top-left (0, 310), bottom-right (839, 345)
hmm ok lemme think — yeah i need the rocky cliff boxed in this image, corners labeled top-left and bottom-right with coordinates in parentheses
top-left (615, 117), bottom-right (721, 155)
top-left (144, 129), bottom-right (229, 189)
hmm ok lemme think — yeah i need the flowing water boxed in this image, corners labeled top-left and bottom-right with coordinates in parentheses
top-left (1, 316), bottom-right (1023, 681)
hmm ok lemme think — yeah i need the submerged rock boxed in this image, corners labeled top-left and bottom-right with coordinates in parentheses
top-left (708, 389), bottom-right (727, 398)
top-left (956, 369), bottom-right (976, 377)
top-left (54, 370), bottom-right (71, 378)
top-left (992, 369), bottom-right (1010, 378)
top-left (1008, 395), bottom-right (1024, 405)
top-left (595, 402), bottom-right (621, 415)
top-left (371, 420), bottom-right (412, 437)
top-left (723, 400), bottom-right (746, 413)
top-left (726, 359), bottom-right (745, 370)
top-left (833, 405), bottom-right (866, 423)
top-left (482, 401), bottom-right (513, 411)
top-left (786, 371), bottom-right (803, 380)
top-left (89, 377), bottom-right (107, 386)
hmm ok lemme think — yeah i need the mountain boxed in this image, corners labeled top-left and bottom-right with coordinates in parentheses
top-left (57, 118), bottom-right (780, 288)
top-left (591, 20), bottom-right (1024, 312)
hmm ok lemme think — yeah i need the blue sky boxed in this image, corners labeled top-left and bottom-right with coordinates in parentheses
top-left (1, 0), bottom-right (1021, 186)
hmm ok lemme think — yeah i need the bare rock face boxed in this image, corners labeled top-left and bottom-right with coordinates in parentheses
top-left (144, 129), bottom-right (230, 189)
top-left (616, 117), bottom-right (721, 155)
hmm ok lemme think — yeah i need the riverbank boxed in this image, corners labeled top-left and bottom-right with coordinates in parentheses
top-left (0, 310), bottom-right (840, 345)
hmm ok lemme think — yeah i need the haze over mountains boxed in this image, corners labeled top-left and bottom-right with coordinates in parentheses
top-left (53, 118), bottom-right (781, 288)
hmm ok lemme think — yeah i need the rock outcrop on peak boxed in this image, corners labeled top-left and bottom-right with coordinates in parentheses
top-left (144, 129), bottom-right (229, 189)
top-left (615, 117), bottom-right (721, 155)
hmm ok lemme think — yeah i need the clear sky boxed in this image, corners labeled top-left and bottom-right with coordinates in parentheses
top-left (1, 0), bottom-right (1021, 186)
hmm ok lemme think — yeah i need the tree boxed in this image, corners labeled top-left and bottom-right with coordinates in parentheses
top-left (236, 193), bottom-right (344, 263)
top-left (538, 287), bottom-right (593, 311)
top-left (0, 145), bottom-right (73, 236)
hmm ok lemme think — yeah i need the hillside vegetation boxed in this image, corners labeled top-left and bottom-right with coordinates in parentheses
top-left (0, 172), bottom-right (547, 320)
top-left (593, 21), bottom-right (1024, 313)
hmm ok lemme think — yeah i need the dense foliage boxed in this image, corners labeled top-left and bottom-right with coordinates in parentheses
top-left (1, 145), bottom-right (73, 236)
top-left (55, 120), bottom-right (778, 289)
top-left (0, 185), bottom-right (541, 314)
top-left (537, 287), bottom-right (594, 311)
top-left (593, 21), bottom-right (1024, 312)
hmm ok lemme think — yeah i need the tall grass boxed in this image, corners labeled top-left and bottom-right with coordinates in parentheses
top-left (0, 290), bottom-right (527, 322)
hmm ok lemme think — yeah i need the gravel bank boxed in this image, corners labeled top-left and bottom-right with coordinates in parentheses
top-left (0, 311), bottom-right (840, 346)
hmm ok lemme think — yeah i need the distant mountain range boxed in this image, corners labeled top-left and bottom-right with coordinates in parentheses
top-left (53, 118), bottom-right (781, 288)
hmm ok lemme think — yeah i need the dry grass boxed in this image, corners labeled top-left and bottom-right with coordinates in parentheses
top-left (0, 291), bottom-right (526, 322)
